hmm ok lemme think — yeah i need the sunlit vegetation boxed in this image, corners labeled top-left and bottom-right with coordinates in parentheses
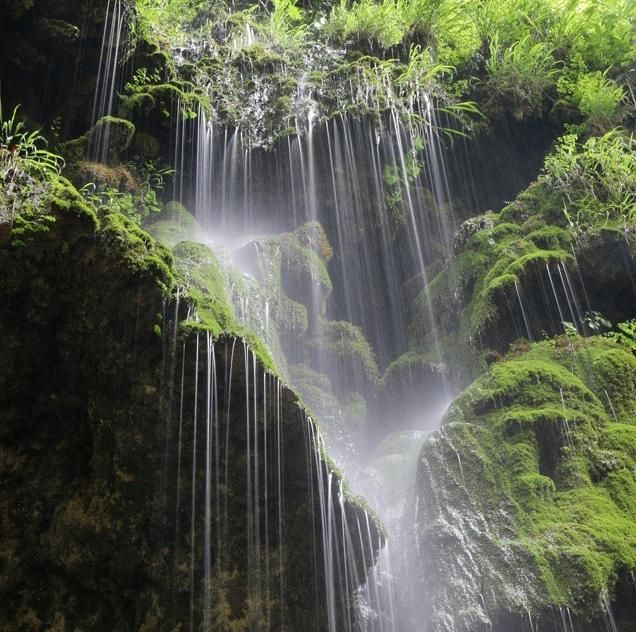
top-left (130, 0), bottom-right (634, 144)
top-left (542, 130), bottom-right (636, 228)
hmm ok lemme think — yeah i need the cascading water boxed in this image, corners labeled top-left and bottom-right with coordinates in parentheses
top-left (80, 4), bottom-right (634, 630)
top-left (162, 320), bottom-right (383, 630)
top-left (88, 0), bottom-right (129, 162)
top-left (167, 76), bottom-right (463, 628)
top-left (146, 39), bottom-right (636, 631)
top-left (182, 102), bottom-right (457, 369)
top-left (2, 0), bottom-right (635, 629)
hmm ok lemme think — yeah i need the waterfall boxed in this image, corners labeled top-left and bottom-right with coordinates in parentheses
top-left (165, 327), bottom-right (381, 630)
top-left (185, 102), bottom-right (457, 368)
top-left (162, 66), bottom-right (463, 628)
top-left (88, 0), bottom-right (129, 162)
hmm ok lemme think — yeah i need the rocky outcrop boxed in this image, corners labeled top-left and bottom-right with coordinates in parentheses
top-left (0, 182), bottom-right (382, 630)
top-left (412, 173), bottom-right (636, 380)
top-left (413, 335), bottom-right (636, 631)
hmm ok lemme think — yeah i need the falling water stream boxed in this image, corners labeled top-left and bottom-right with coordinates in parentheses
top-left (89, 0), bottom-right (129, 162)
top-left (177, 105), bottom-right (460, 629)
top-left (165, 330), bottom-right (383, 630)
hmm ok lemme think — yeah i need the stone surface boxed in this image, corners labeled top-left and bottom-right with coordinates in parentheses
top-left (0, 188), bottom-right (382, 630)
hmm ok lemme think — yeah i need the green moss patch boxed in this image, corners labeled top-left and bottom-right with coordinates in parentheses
top-left (420, 333), bottom-right (636, 618)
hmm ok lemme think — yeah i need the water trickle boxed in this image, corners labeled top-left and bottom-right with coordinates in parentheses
top-left (168, 327), bottom-right (383, 629)
top-left (560, 388), bottom-right (576, 451)
top-left (604, 389), bottom-right (619, 422)
top-left (600, 590), bottom-right (619, 632)
top-left (515, 280), bottom-right (534, 341)
top-left (546, 263), bottom-right (569, 335)
top-left (89, 0), bottom-right (129, 162)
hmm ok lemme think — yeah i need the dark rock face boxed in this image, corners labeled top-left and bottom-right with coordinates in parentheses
top-left (0, 206), bottom-right (12, 245)
top-left (0, 0), bottom-right (115, 137)
top-left (477, 230), bottom-right (636, 353)
top-left (0, 205), bottom-right (381, 630)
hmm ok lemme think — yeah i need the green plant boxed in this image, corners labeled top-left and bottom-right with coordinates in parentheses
top-left (135, 0), bottom-right (200, 46)
top-left (558, 70), bottom-right (625, 134)
top-left (80, 161), bottom-right (173, 226)
top-left (326, 0), bottom-right (407, 49)
top-left (605, 320), bottom-right (636, 352)
top-left (565, 0), bottom-right (636, 71)
top-left (1, 102), bottom-right (64, 180)
top-left (542, 130), bottom-right (636, 228)
top-left (484, 33), bottom-right (560, 117)
top-left (268, 0), bottom-right (308, 48)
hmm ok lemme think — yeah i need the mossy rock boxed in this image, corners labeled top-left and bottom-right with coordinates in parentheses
top-left (279, 233), bottom-right (333, 326)
top-left (0, 204), bottom-right (13, 246)
top-left (415, 176), bottom-right (636, 373)
top-left (65, 161), bottom-right (140, 193)
top-left (295, 221), bottom-right (334, 263)
top-left (87, 116), bottom-right (136, 164)
top-left (35, 18), bottom-right (80, 42)
top-left (143, 201), bottom-right (201, 248)
top-left (414, 333), bottom-right (636, 629)
top-left (235, 228), bottom-right (321, 338)
top-left (373, 349), bottom-right (449, 434)
top-left (172, 241), bottom-right (235, 337)
top-left (305, 320), bottom-right (379, 397)
top-left (130, 131), bottom-right (160, 160)
top-left (0, 174), bottom-right (384, 629)
top-left (8, 174), bottom-right (99, 249)
top-left (288, 362), bottom-right (342, 433)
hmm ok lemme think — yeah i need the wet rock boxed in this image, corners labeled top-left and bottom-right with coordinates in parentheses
top-left (87, 116), bottom-right (136, 164)
top-left (144, 201), bottom-right (202, 248)
top-left (412, 337), bottom-right (636, 631)
top-left (0, 205), bottom-right (12, 245)
top-left (0, 180), bottom-right (383, 630)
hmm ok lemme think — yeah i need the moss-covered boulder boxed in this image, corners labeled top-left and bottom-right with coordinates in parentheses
top-left (172, 240), bottom-right (236, 337)
top-left (87, 116), bottom-right (136, 163)
top-left (235, 224), bottom-right (332, 343)
top-left (130, 131), bottom-right (161, 160)
top-left (279, 231), bottom-right (333, 330)
top-left (144, 201), bottom-right (202, 248)
top-left (373, 349), bottom-right (449, 436)
top-left (295, 220), bottom-right (334, 263)
top-left (305, 319), bottom-right (379, 398)
top-left (413, 333), bottom-right (636, 631)
top-left (415, 175), bottom-right (636, 378)
top-left (65, 160), bottom-right (140, 192)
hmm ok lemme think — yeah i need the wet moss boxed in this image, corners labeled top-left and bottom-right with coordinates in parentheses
top-left (66, 161), bottom-right (140, 193)
top-left (9, 175), bottom-right (98, 246)
top-left (306, 320), bottom-right (379, 389)
top-left (100, 210), bottom-right (174, 294)
top-left (279, 234), bottom-right (333, 312)
top-left (143, 201), bottom-right (202, 248)
top-left (414, 173), bottom-right (636, 375)
top-left (1, 176), bottom-right (383, 630)
top-left (172, 241), bottom-right (236, 338)
top-left (87, 116), bottom-right (136, 163)
top-left (417, 333), bottom-right (636, 622)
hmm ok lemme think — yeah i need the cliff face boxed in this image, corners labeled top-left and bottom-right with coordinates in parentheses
top-left (0, 182), bottom-right (381, 630)
top-left (0, 0), bottom-right (115, 136)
